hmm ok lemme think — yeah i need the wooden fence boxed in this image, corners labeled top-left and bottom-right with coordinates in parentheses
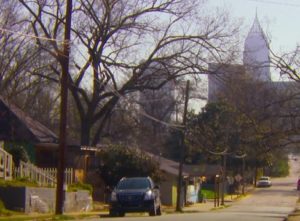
top-left (14, 161), bottom-right (74, 187)
top-left (0, 147), bottom-right (13, 180)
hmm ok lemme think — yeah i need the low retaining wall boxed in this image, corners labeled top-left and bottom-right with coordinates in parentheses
top-left (0, 186), bottom-right (92, 213)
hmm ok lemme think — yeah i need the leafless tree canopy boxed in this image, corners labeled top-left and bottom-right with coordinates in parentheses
top-left (17, 0), bottom-right (240, 145)
top-left (0, 1), bottom-right (39, 96)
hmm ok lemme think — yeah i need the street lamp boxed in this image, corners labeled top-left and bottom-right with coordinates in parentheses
top-left (214, 174), bottom-right (220, 207)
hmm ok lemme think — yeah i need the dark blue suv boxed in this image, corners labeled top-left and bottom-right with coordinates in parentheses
top-left (109, 177), bottom-right (162, 216)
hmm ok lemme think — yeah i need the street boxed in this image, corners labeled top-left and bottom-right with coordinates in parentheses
top-left (81, 155), bottom-right (300, 221)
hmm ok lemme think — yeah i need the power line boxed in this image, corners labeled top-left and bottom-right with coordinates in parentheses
top-left (73, 46), bottom-right (184, 130)
top-left (0, 27), bottom-right (66, 44)
top-left (246, 0), bottom-right (300, 7)
top-left (1, 24), bottom-right (183, 131)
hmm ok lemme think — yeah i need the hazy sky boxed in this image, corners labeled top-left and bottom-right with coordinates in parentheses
top-left (208, 0), bottom-right (300, 53)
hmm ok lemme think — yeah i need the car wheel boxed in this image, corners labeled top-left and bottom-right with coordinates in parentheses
top-left (118, 211), bottom-right (125, 217)
top-left (149, 203), bottom-right (157, 216)
top-left (157, 205), bottom-right (162, 216)
top-left (109, 210), bottom-right (125, 217)
top-left (109, 209), bottom-right (118, 217)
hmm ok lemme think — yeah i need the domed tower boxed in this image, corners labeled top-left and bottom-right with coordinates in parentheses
top-left (243, 14), bottom-right (271, 81)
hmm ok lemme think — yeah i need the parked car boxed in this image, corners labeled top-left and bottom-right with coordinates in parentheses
top-left (257, 176), bottom-right (272, 187)
top-left (109, 177), bottom-right (162, 217)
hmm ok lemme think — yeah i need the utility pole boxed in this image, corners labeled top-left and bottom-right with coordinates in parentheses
top-left (56, 0), bottom-right (72, 215)
top-left (176, 80), bottom-right (190, 212)
top-left (221, 154), bottom-right (227, 205)
top-left (242, 156), bottom-right (246, 194)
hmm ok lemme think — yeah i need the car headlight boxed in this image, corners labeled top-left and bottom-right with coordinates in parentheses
top-left (144, 190), bottom-right (154, 200)
top-left (111, 191), bottom-right (117, 202)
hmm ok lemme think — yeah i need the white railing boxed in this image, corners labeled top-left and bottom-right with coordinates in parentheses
top-left (15, 161), bottom-right (74, 187)
top-left (0, 148), bottom-right (13, 180)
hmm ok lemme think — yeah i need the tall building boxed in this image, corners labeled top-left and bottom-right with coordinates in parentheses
top-left (138, 61), bottom-right (176, 153)
top-left (243, 14), bottom-right (271, 82)
top-left (207, 15), bottom-right (300, 138)
top-left (208, 15), bottom-right (272, 102)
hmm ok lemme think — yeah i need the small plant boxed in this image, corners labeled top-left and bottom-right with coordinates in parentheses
top-left (0, 200), bottom-right (14, 216)
top-left (51, 215), bottom-right (74, 220)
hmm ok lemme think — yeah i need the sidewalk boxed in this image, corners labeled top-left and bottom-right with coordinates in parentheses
top-left (162, 202), bottom-right (212, 214)
top-left (0, 194), bottom-right (247, 221)
top-left (182, 200), bottom-right (216, 213)
top-left (164, 194), bottom-right (244, 214)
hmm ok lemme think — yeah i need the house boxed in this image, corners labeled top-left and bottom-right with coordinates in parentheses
top-left (0, 96), bottom-right (58, 165)
top-left (145, 151), bottom-right (188, 206)
top-left (76, 146), bottom-right (192, 205)
top-left (0, 96), bottom-right (85, 171)
top-left (145, 152), bottom-right (222, 206)
top-left (0, 98), bottom-right (106, 200)
top-left (0, 96), bottom-right (227, 207)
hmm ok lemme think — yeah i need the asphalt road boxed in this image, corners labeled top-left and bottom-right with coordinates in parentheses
top-left (81, 154), bottom-right (300, 221)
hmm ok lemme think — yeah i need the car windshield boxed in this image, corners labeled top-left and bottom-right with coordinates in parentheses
top-left (259, 177), bottom-right (269, 181)
top-left (117, 178), bottom-right (151, 190)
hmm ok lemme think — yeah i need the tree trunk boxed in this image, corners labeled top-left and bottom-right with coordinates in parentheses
top-left (254, 161), bottom-right (258, 187)
top-left (80, 118), bottom-right (92, 146)
top-left (221, 154), bottom-right (227, 205)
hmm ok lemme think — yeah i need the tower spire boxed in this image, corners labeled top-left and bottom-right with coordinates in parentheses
top-left (243, 12), bottom-right (271, 81)
top-left (250, 12), bottom-right (262, 34)
top-left (255, 7), bottom-right (258, 19)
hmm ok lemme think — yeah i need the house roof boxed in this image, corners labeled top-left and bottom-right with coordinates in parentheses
top-left (146, 152), bottom-right (222, 177)
top-left (144, 152), bottom-right (189, 176)
top-left (0, 96), bottom-right (58, 143)
top-left (79, 145), bottom-right (219, 178)
top-left (183, 164), bottom-right (222, 177)
top-left (81, 145), bottom-right (190, 176)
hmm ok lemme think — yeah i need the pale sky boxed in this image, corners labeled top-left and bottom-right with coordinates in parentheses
top-left (208, 0), bottom-right (300, 53)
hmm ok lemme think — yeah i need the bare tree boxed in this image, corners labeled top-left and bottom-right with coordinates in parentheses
top-left (264, 49), bottom-right (300, 147)
top-left (0, 1), bottom-right (59, 131)
top-left (0, 1), bottom-right (39, 96)
top-left (209, 67), bottom-right (300, 182)
top-left (18, 0), bottom-right (240, 145)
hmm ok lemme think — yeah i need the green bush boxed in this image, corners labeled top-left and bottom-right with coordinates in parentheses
top-left (270, 158), bottom-right (289, 177)
top-left (4, 143), bottom-right (30, 167)
top-left (96, 145), bottom-right (163, 188)
top-left (67, 182), bottom-right (93, 195)
top-left (0, 200), bottom-right (13, 216)
top-left (0, 178), bottom-right (38, 188)
top-left (200, 188), bottom-right (215, 199)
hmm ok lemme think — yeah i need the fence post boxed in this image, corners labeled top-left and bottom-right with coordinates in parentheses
top-left (3, 152), bottom-right (6, 180)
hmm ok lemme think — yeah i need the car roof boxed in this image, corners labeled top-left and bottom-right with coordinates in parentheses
top-left (116, 177), bottom-right (153, 189)
top-left (120, 177), bottom-right (151, 181)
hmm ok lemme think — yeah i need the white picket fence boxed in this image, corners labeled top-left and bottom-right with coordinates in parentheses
top-left (14, 161), bottom-right (74, 187)
top-left (0, 147), bottom-right (13, 180)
